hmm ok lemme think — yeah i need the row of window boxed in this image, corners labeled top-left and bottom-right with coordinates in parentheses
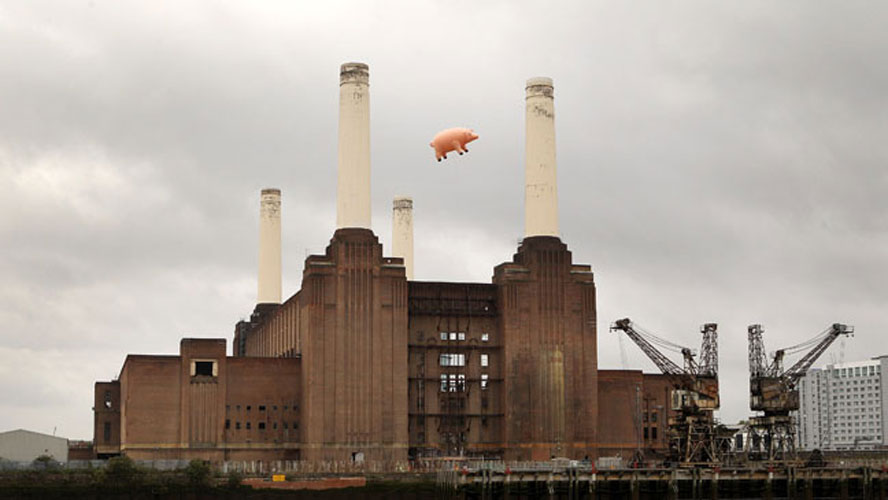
top-left (832, 366), bottom-right (880, 378)
top-left (440, 332), bottom-right (491, 342)
top-left (226, 404), bottom-right (298, 412)
top-left (439, 373), bottom-right (489, 391)
top-left (225, 420), bottom-right (299, 431)
top-left (439, 353), bottom-right (489, 367)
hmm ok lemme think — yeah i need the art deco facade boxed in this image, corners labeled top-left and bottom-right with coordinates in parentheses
top-left (92, 63), bottom-right (673, 463)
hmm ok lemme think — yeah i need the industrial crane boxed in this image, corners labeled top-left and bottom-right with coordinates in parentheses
top-left (611, 318), bottom-right (723, 465)
top-left (746, 323), bottom-right (854, 461)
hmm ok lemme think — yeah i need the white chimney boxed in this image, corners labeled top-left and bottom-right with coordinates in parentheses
top-left (524, 77), bottom-right (559, 238)
top-left (257, 188), bottom-right (282, 304)
top-left (336, 62), bottom-right (371, 229)
top-left (392, 196), bottom-right (414, 280)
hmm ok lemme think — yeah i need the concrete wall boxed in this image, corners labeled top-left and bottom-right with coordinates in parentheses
top-left (0, 430), bottom-right (68, 463)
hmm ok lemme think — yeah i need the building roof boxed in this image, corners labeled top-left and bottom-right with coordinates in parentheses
top-left (0, 429), bottom-right (67, 442)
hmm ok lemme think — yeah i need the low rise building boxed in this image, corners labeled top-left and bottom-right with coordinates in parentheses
top-left (0, 429), bottom-right (68, 463)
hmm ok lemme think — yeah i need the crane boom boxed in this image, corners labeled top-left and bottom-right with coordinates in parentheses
top-left (611, 318), bottom-right (684, 377)
top-left (783, 323), bottom-right (854, 382)
top-left (611, 317), bottom-right (723, 464)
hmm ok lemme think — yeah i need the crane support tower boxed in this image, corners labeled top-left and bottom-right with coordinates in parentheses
top-left (746, 323), bottom-right (854, 462)
top-left (611, 318), bottom-right (727, 466)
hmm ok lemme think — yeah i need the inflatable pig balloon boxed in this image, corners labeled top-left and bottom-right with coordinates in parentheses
top-left (430, 128), bottom-right (479, 162)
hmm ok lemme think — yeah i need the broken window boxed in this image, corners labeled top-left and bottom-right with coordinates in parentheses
top-left (193, 361), bottom-right (215, 377)
top-left (444, 374), bottom-right (466, 392)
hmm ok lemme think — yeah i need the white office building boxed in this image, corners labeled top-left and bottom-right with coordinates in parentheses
top-left (796, 356), bottom-right (888, 451)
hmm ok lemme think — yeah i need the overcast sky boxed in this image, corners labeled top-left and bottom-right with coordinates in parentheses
top-left (1, 1), bottom-right (885, 440)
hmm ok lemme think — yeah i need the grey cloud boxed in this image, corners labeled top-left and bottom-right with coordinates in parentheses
top-left (0, 0), bottom-right (886, 435)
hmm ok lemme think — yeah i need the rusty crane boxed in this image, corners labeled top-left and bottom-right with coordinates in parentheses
top-left (746, 323), bottom-right (854, 461)
top-left (611, 318), bottom-right (724, 465)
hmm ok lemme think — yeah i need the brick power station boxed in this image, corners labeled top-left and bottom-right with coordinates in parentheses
top-left (92, 63), bottom-right (674, 463)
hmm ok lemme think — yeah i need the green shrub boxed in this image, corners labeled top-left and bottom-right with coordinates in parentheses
top-left (104, 455), bottom-right (141, 485)
top-left (226, 469), bottom-right (244, 489)
top-left (31, 454), bottom-right (60, 470)
top-left (184, 459), bottom-right (212, 488)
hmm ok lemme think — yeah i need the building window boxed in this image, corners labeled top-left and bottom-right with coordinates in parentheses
top-left (283, 422), bottom-right (288, 429)
top-left (103, 422), bottom-right (111, 442)
top-left (481, 333), bottom-right (489, 342)
top-left (246, 405), bottom-right (251, 411)
top-left (652, 427), bottom-right (658, 440)
top-left (236, 422), bottom-right (241, 430)
top-left (246, 422), bottom-right (251, 430)
top-left (481, 374), bottom-right (489, 390)
top-left (644, 428), bottom-right (649, 439)
top-left (439, 353), bottom-right (465, 367)
top-left (442, 373), bottom-right (466, 392)
top-left (104, 391), bottom-right (112, 409)
top-left (273, 422), bottom-right (278, 430)
top-left (258, 422), bottom-right (266, 430)
top-left (458, 332), bottom-right (465, 341)
top-left (192, 360), bottom-right (216, 377)
top-left (225, 419), bottom-right (230, 430)
top-left (259, 405), bottom-right (266, 411)
top-left (481, 354), bottom-right (489, 367)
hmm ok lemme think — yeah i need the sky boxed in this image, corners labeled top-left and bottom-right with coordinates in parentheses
top-left (0, 1), bottom-right (885, 440)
